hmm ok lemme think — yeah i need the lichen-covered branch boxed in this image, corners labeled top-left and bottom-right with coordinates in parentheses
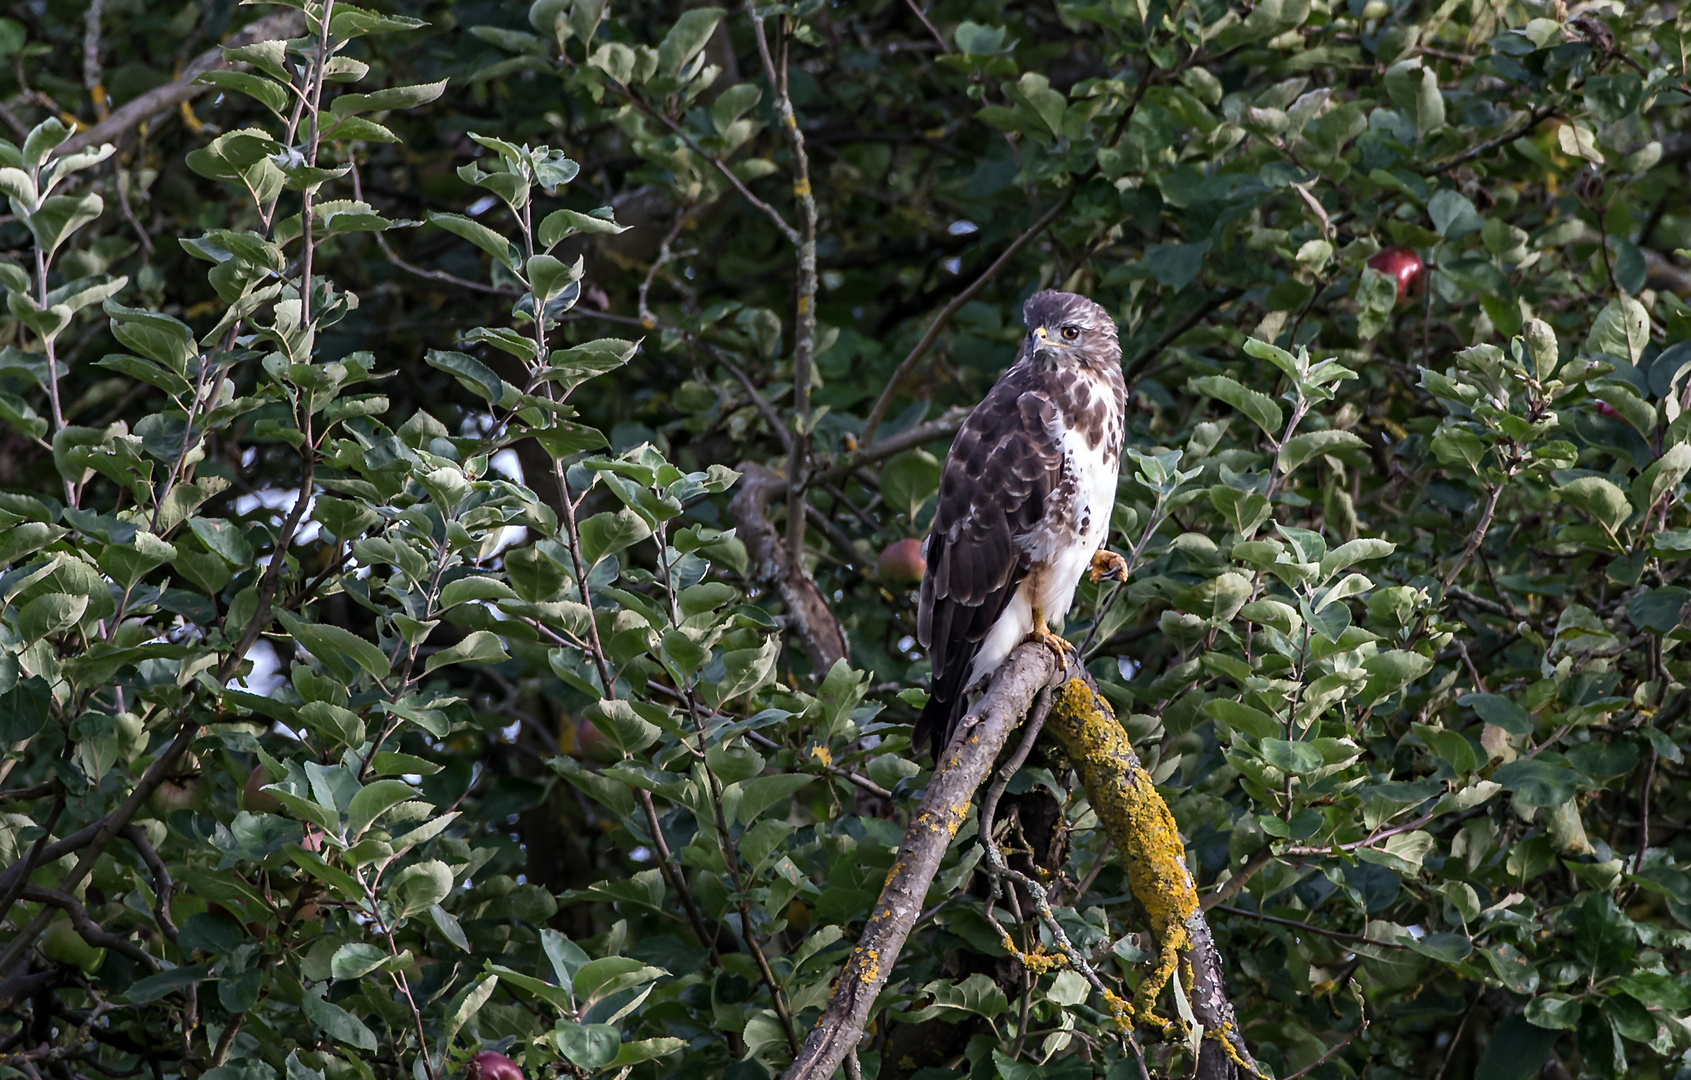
top-left (1042, 678), bottom-right (1261, 1080)
top-left (780, 642), bottom-right (1060, 1080)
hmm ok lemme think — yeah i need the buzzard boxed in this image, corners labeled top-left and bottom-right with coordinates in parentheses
top-left (915, 290), bottom-right (1128, 758)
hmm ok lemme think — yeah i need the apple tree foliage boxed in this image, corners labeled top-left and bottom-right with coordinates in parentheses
top-left (2, 1), bottom-right (1691, 1079)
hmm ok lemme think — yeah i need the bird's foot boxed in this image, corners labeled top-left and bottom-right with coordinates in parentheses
top-left (1025, 608), bottom-right (1074, 667)
top-left (1089, 549), bottom-right (1130, 583)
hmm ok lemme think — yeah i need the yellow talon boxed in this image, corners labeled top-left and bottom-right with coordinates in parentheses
top-left (1027, 607), bottom-right (1073, 666)
top-left (1089, 548), bottom-right (1129, 583)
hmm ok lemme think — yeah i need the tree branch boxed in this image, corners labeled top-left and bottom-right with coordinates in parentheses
top-left (781, 642), bottom-right (1061, 1080)
top-left (728, 462), bottom-right (848, 673)
top-left (52, 11), bottom-right (308, 159)
top-left (1042, 678), bottom-right (1261, 1080)
top-left (806, 408), bottom-right (967, 491)
top-left (859, 192), bottom-right (1073, 445)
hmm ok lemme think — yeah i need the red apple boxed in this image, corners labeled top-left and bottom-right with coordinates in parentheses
top-left (1367, 246), bottom-right (1424, 306)
top-left (468, 1051), bottom-right (524, 1080)
top-left (878, 538), bottom-right (926, 586)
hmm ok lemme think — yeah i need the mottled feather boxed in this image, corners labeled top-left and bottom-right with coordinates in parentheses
top-left (916, 290), bottom-right (1126, 757)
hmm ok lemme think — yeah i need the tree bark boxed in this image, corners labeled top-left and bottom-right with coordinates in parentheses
top-left (1041, 677), bottom-right (1259, 1080)
top-left (780, 641), bottom-right (1060, 1080)
top-left (729, 461), bottom-right (848, 674)
top-left (53, 10), bottom-right (308, 159)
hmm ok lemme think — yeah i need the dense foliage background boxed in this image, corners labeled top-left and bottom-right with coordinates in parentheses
top-left (2, 0), bottom-right (1691, 1078)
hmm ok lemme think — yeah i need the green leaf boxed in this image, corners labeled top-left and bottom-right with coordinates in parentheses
top-left (880, 449), bottom-right (942, 520)
top-left (443, 973), bottom-right (499, 1046)
top-left (1585, 296), bottom-right (1649, 364)
top-left (734, 774), bottom-right (815, 826)
top-left (712, 83), bottom-right (763, 135)
top-left (1145, 241), bottom-right (1209, 290)
top-left (392, 860), bottom-right (454, 918)
top-left (124, 964), bottom-right (213, 1004)
top-left (423, 349), bottom-right (504, 403)
top-left (196, 70), bottom-right (288, 114)
top-left (545, 338), bottom-right (639, 395)
top-left (538, 207), bottom-right (627, 248)
top-left (329, 81), bottom-right (448, 121)
top-left (610, 1039), bottom-right (687, 1068)
top-left (657, 8), bottom-right (725, 77)
top-left (582, 699), bottom-right (659, 756)
top-left (555, 1021), bottom-right (621, 1069)
top-left (572, 956), bottom-right (666, 1006)
top-left (1584, 72), bottom-right (1643, 123)
top-left (1428, 188), bottom-right (1482, 241)
top-left (1493, 759), bottom-right (1576, 808)
top-left (424, 630), bottom-right (511, 672)
top-left (1278, 429), bottom-right (1366, 474)
top-left (1383, 59), bottom-right (1444, 138)
top-left (1556, 476), bottom-right (1631, 534)
top-left (424, 211), bottom-right (517, 271)
top-left (1192, 375), bottom-right (1282, 436)
top-left (1483, 942), bottom-right (1540, 995)
top-left (1359, 649), bottom-right (1432, 705)
top-left (25, 193), bottom-right (103, 257)
top-left (526, 253), bottom-right (582, 302)
top-left (578, 507), bottom-right (653, 566)
top-left (1203, 699), bottom-right (1281, 739)
top-left (275, 610), bottom-right (392, 683)
top-left (301, 991), bottom-right (377, 1051)
top-left (345, 778), bottom-right (417, 840)
top-left (0, 676), bottom-right (52, 744)
top-left (329, 942), bottom-right (390, 980)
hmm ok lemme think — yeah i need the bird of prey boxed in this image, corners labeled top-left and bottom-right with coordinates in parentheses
top-left (914, 290), bottom-right (1128, 759)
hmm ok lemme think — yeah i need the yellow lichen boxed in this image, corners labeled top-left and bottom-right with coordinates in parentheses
top-left (1045, 678), bottom-right (1200, 1033)
top-left (1206, 1022), bottom-right (1256, 1071)
top-left (1099, 988), bottom-right (1135, 1032)
top-left (858, 946), bottom-right (880, 984)
top-left (1001, 934), bottom-right (1065, 974)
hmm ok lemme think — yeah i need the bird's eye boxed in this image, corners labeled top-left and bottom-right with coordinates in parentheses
top-left (1061, 326), bottom-right (1080, 341)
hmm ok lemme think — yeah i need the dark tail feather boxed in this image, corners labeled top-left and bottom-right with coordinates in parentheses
top-left (914, 660), bottom-right (975, 760)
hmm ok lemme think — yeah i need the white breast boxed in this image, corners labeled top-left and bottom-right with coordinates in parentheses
top-left (966, 397), bottom-right (1120, 689)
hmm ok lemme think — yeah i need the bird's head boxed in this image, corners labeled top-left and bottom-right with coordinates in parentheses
top-left (1022, 290), bottom-right (1118, 367)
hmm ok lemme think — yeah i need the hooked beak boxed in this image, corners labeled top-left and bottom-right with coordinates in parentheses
top-left (1031, 325), bottom-right (1067, 355)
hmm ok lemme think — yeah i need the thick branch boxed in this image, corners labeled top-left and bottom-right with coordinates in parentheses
top-left (54, 12), bottom-right (308, 159)
top-left (781, 642), bottom-right (1060, 1080)
top-left (1042, 678), bottom-right (1260, 1080)
top-left (728, 461), bottom-right (848, 673)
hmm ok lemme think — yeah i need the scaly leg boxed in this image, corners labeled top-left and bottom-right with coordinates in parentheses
top-left (1026, 607), bottom-right (1073, 666)
top-left (1089, 548), bottom-right (1129, 583)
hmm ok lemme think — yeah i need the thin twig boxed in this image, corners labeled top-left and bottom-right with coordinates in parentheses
top-left (1213, 905), bottom-right (1405, 949)
top-left (901, 0), bottom-right (950, 52)
top-left (859, 192), bottom-right (1073, 445)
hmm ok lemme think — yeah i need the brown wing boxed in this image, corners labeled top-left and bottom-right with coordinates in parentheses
top-left (915, 364), bottom-right (1066, 756)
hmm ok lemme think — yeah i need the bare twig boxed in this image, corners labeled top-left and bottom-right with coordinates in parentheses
top-left (859, 192), bottom-right (1073, 445)
top-left (806, 408), bottom-right (967, 491)
top-left (901, 0), bottom-right (951, 52)
top-left (1200, 845), bottom-right (1276, 911)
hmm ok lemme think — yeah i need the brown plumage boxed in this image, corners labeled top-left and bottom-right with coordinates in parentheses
top-left (915, 290), bottom-right (1127, 758)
